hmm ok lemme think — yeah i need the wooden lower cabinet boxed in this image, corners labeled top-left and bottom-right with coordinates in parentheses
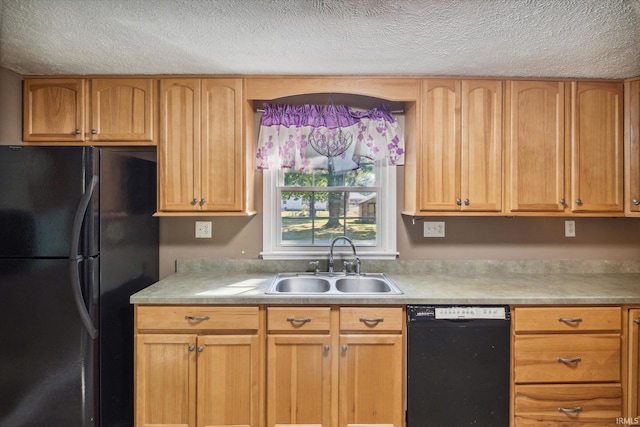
top-left (512, 306), bottom-right (623, 426)
top-left (266, 306), bottom-right (405, 427)
top-left (134, 306), bottom-right (261, 427)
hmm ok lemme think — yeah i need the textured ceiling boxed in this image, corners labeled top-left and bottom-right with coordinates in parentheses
top-left (1, 0), bottom-right (639, 78)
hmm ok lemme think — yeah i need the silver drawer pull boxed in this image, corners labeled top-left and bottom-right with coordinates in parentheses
top-left (634, 318), bottom-right (640, 325)
top-left (359, 317), bottom-right (385, 324)
top-left (557, 356), bottom-right (582, 364)
top-left (287, 317), bottom-right (312, 324)
top-left (558, 406), bottom-right (582, 414)
top-left (185, 315), bottom-right (210, 321)
top-left (557, 317), bottom-right (583, 324)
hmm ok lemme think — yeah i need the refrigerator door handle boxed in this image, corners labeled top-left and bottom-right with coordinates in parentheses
top-left (69, 175), bottom-right (99, 339)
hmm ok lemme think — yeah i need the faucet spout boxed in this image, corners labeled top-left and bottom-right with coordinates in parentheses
top-left (328, 236), bottom-right (357, 274)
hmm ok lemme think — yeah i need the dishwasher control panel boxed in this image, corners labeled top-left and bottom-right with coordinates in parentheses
top-left (407, 305), bottom-right (510, 321)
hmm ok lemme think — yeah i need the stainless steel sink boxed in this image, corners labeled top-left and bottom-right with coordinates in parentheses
top-left (265, 272), bottom-right (403, 295)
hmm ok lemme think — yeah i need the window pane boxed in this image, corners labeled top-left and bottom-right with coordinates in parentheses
top-left (282, 159), bottom-right (376, 188)
top-left (280, 189), bottom-right (376, 246)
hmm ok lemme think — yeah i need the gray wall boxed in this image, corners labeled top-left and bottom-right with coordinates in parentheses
top-left (1, 68), bottom-right (638, 280)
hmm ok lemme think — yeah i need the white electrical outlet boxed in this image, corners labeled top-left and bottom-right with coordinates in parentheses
top-left (195, 221), bottom-right (212, 238)
top-left (565, 220), bottom-right (576, 237)
top-left (424, 221), bottom-right (445, 237)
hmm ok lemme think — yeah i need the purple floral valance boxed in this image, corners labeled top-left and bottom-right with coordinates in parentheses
top-left (256, 103), bottom-right (404, 172)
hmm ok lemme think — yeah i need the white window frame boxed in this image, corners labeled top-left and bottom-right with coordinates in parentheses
top-left (261, 159), bottom-right (398, 260)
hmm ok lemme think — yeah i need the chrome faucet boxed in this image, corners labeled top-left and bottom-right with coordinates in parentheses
top-left (328, 236), bottom-right (360, 275)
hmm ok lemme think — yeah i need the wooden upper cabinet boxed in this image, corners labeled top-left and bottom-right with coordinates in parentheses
top-left (506, 80), bottom-right (568, 213)
top-left (158, 78), bottom-right (247, 214)
top-left (418, 79), bottom-right (502, 213)
top-left (200, 79), bottom-right (243, 212)
top-left (571, 81), bottom-right (624, 213)
top-left (461, 80), bottom-right (503, 212)
top-left (626, 79), bottom-right (640, 215)
top-left (159, 79), bottom-right (201, 212)
top-left (23, 79), bottom-right (85, 142)
top-left (420, 79), bottom-right (460, 212)
top-left (89, 78), bottom-right (155, 142)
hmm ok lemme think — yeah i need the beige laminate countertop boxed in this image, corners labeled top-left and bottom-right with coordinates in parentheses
top-left (130, 270), bottom-right (640, 305)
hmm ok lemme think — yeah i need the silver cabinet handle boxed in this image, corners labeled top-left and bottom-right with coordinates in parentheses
top-left (575, 199), bottom-right (583, 205)
top-left (287, 317), bottom-right (312, 324)
top-left (342, 345), bottom-right (348, 352)
top-left (188, 345), bottom-right (195, 352)
top-left (456, 198), bottom-right (462, 205)
top-left (323, 345), bottom-right (330, 352)
top-left (560, 198), bottom-right (566, 205)
top-left (91, 129), bottom-right (97, 135)
top-left (191, 198), bottom-right (198, 205)
top-left (557, 317), bottom-right (582, 324)
top-left (558, 407), bottom-right (582, 414)
top-left (185, 315), bottom-right (210, 321)
top-left (635, 318), bottom-right (640, 325)
top-left (359, 317), bottom-right (384, 324)
top-left (200, 198), bottom-right (206, 205)
top-left (557, 356), bottom-right (582, 364)
top-left (634, 199), bottom-right (640, 206)
top-left (74, 129), bottom-right (81, 134)
top-left (464, 198), bottom-right (470, 206)
top-left (197, 346), bottom-right (204, 352)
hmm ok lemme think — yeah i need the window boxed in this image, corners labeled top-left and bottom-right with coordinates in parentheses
top-left (262, 158), bottom-right (398, 260)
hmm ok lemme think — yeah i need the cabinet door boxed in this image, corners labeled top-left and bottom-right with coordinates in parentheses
top-left (90, 78), bottom-right (155, 142)
top-left (626, 80), bottom-right (640, 214)
top-left (159, 79), bottom-right (202, 211)
top-left (507, 80), bottom-right (568, 212)
top-left (419, 79), bottom-right (461, 211)
top-left (461, 80), bottom-right (503, 212)
top-left (629, 309), bottom-right (640, 417)
top-left (23, 79), bottom-right (85, 142)
top-left (200, 79), bottom-right (243, 211)
top-left (267, 334), bottom-right (332, 427)
top-left (197, 335), bottom-right (260, 427)
top-left (135, 334), bottom-right (197, 427)
top-left (338, 334), bottom-right (404, 427)
top-left (571, 81), bottom-right (624, 213)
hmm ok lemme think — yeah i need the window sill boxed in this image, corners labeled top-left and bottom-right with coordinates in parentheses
top-left (261, 250), bottom-right (399, 261)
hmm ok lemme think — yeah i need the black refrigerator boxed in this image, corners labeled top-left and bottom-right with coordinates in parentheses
top-left (0, 146), bottom-right (159, 427)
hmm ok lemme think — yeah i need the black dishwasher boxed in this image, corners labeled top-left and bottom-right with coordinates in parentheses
top-left (407, 305), bottom-right (511, 427)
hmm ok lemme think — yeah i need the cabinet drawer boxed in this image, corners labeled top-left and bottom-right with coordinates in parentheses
top-left (267, 307), bottom-right (331, 332)
top-left (136, 305), bottom-right (259, 332)
top-left (514, 307), bottom-right (621, 333)
top-left (513, 334), bottom-right (620, 383)
top-left (339, 307), bottom-right (403, 332)
top-left (514, 384), bottom-right (621, 425)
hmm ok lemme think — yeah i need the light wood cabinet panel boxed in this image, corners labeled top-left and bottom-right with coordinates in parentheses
top-left (513, 334), bottom-right (621, 383)
top-left (267, 307), bottom-right (331, 332)
top-left (628, 309), bottom-right (640, 418)
top-left (506, 80), bottom-right (568, 213)
top-left (626, 79), bottom-right (640, 215)
top-left (339, 307), bottom-right (403, 333)
top-left (137, 305), bottom-right (259, 332)
top-left (571, 81), bottom-right (624, 213)
top-left (419, 79), bottom-right (460, 211)
top-left (338, 334), bottom-right (404, 427)
top-left (89, 78), bottom-right (155, 142)
top-left (159, 78), bottom-right (201, 212)
top-left (135, 334), bottom-right (197, 427)
top-left (513, 306), bottom-right (621, 333)
top-left (267, 334), bottom-right (332, 427)
top-left (461, 79), bottom-right (503, 212)
top-left (417, 79), bottom-right (502, 213)
top-left (514, 384), bottom-right (622, 426)
top-left (23, 78), bottom-right (85, 142)
top-left (158, 78), bottom-right (250, 214)
top-left (197, 335), bottom-right (260, 427)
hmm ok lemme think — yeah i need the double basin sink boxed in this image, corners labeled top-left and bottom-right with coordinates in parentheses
top-left (265, 272), bottom-right (403, 295)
